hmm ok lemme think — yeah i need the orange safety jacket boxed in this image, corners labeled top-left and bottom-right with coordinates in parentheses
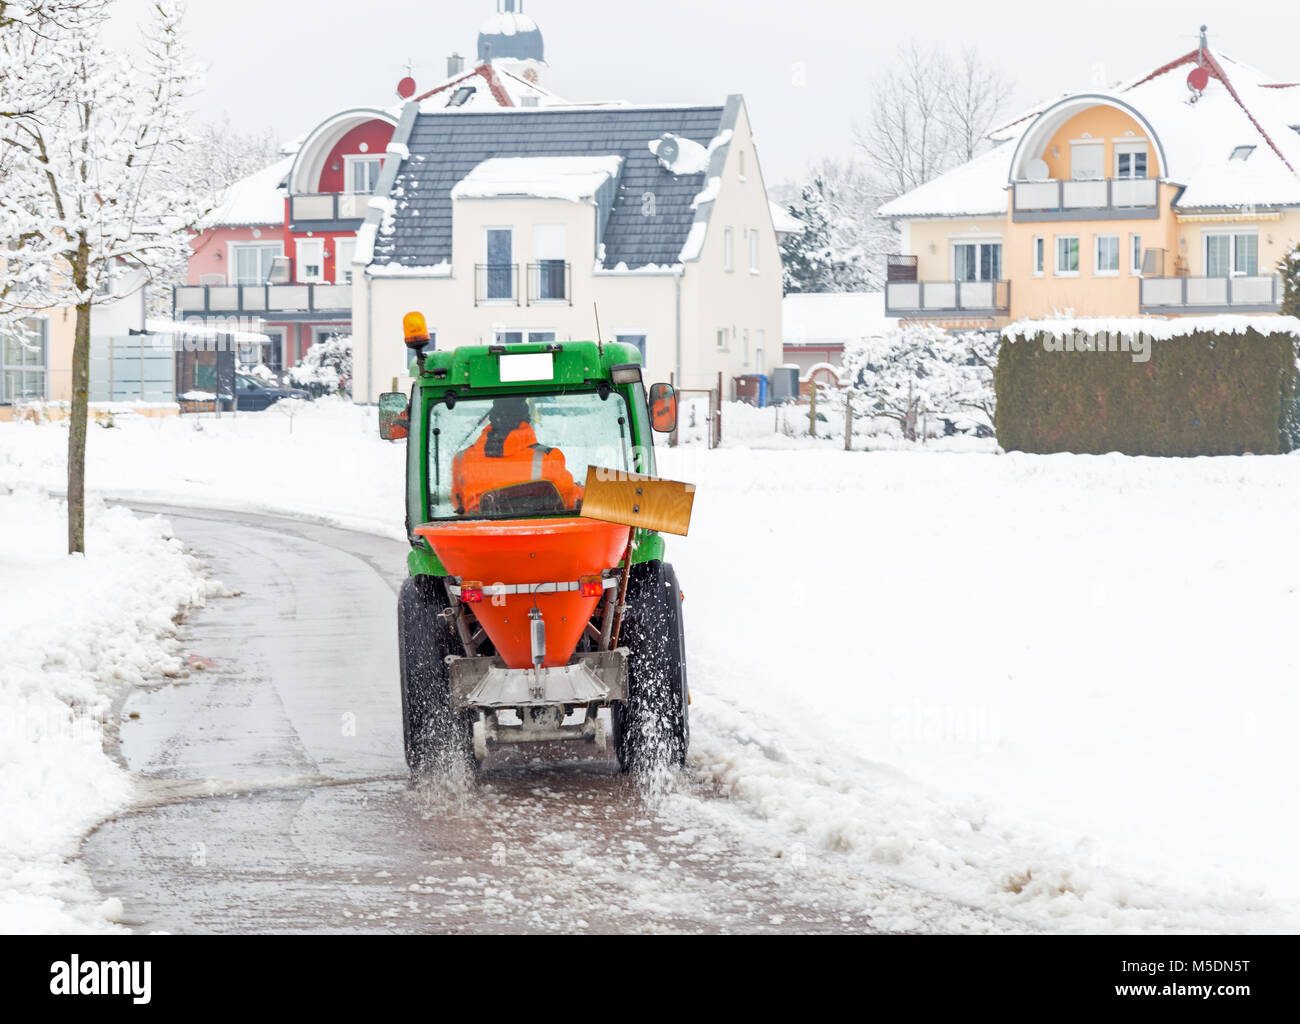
top-left (451, 421), bottom-right (584, 514)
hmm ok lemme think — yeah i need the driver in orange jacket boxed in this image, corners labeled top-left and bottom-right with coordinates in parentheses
top-left (451, 396), bottom-right (584, 514)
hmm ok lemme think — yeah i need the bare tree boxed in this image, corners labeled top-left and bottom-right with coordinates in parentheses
top-left (943, 46), bottom-right (1014, 164)
top-left (854, 42), bottom-right (1012, 198)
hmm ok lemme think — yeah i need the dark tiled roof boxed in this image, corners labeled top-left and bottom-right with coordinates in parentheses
top-left (374, 106), bottom-right (726, 270)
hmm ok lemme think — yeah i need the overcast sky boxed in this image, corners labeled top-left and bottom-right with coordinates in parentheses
top-left (107, 0), bottom-right (1300, 185)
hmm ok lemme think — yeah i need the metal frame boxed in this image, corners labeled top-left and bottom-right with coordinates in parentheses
top-left (1139, 274), bottom-right (1284, 314)
top-left (1012, 178), bottom-right (1160, 222)
top-left (474, 263), bottom-right (520, 306)
top-left (525, 261), bottom-right (572, 305)
top-left (884, 279), bottom-right (1011, 318)
top-left (173, 283), bottom-right (353, 321)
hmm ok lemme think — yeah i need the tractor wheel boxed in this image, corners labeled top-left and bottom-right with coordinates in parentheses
top-left (397, 576), bottom-right (475, 779)
top-left (613, 560), bottom-right (689, 774)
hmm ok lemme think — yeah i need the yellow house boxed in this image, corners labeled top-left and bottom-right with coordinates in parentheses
top-left (2, 307), bottom-right (75, 407)
top-left (877, 29), bottom-right (1300, 326)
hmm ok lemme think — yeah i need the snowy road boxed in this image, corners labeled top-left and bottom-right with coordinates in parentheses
top-left (81, 504), bottom-right (1012, 934)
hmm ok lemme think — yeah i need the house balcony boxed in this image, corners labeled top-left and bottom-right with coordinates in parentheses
top-left (884, 279), bottom-right (1011, 319)
top-left (1139, 275), bottom-right (1284, 315)
top-left (173, 283), bottom-right (353, 321)
top-left (288, 192), bottom-right (373, 230)
top-left (1012, 177), bottom-right (1159, 222)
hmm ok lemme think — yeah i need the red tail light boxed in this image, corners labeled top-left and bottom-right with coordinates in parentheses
top-left (461, 581), bottom-right (484, 603)
top-left (579, 575), bottom-right (604, 598)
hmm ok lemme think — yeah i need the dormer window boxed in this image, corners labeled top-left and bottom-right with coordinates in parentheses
top-left (345, 155), bottom-right (384, 194)
top-left (448, 86), bottom-right (476, 107)
top-left (1230, 145), bottom-right (1256, 161)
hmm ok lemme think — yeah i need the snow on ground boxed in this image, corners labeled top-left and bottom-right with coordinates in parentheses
top-left (2, 399), bottom-right (1299, 931)
top-left (0, 482), bottom-right (220, 932)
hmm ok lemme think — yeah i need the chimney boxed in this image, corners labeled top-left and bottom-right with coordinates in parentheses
top-left (447, 51), bottom-right (464, 77)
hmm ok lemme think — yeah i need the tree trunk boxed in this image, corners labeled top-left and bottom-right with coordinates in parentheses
top-left (67, 242), bottom-right (91, 555)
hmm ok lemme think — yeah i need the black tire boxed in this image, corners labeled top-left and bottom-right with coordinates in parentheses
top-left (613, 560), bottom-right (689, 774)
top-left (397, 576), bottom-right (474, 778)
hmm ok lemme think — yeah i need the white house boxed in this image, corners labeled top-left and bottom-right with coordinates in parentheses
top-left (350, 95), bottom-right (783, 401)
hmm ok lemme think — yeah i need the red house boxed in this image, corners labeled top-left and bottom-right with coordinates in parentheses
top-left (175, 1), bottom-right (561, 376)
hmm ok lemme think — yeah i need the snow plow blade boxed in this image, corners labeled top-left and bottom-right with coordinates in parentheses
top-left (579, 469), bottom-right (695, 537)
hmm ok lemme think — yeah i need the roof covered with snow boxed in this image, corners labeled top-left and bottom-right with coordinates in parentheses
top-left (877, 138), bottom-right (1022, 219)
top-left (783, 292), bottom-right (897, 345)
top-left (880, 42), bottom-right (1300, 218)
top-left (205, 156), bottom-right (292, 227)
top-left (450, 156), bottom-right (623, 201)
top-left (373, 103), bottom-right (737, 271)
top-left (414, 62), bottom-right (564, 112)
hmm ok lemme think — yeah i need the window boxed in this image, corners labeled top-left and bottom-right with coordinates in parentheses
top-left (1055, 235), bottom-right (1080, 275)
top-left (749, 229), bottom-right (759, 272)
top-left (447, 86), bottom-right (476, 107)
top-left (493, 329), bottom-right (555, 345)
top-left (532, 224), bottom-right (567, 302)
top-left (1130, 234), bottom-right (1142, 276)
top-left (755, 329), bottom-right (765, 371)
top-left (485, 228), bottom-right (514, 301)
top-left (742, 328), bottom-right (750, 368)
top-left (1229, 145), bottom-right (1256, 162)
top-left (296, 238), bottom-right (324, 283)
top-left (723, 227), bottom-right (734, 271)
top-left (615, 332), bottom-right (647, 362)
top-left (335, 238), bottom-right (356, 284)
top-left (1115, 142), bottom-right (1149, 179)
top-left (739, 150), bottom-right (746, 180)
top-left (716, 328), bottom-right (728, 351)
top-left (345, 155), bottom-right (384, 194)
top-left (1205, 232), bottom-right (1258, 276)
top-left (953, 241), bottom-right (1001, 282)
top-left (1095, 234), bottom-right (1120, 275)
top-left (231, 244), bottom-right (280, 285)
top-left (2, 317), bottom-right (47, 403)
top-left (427, 391), bottom-right (634, 520)
top-left (1033, 236), bottom-right (1045, 276)
top-left (1070, 141), bottom-right (1104, 180)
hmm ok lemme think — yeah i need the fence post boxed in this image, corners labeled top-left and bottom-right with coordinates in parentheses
top-left (669, 372), bottom-right (678, 447)
top-left (716, 371), bottom-right (723, 447)
top-left (844, 390), bottom-right (852, 451)
top-left (809, 381), bottom-right (817, 438)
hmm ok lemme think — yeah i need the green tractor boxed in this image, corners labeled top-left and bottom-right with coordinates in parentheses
top-left (378, 313), bottom-right (695, 779)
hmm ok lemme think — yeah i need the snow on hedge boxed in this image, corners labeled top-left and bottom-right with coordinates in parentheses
top-left (1003, 314), bottom-right (1300, 342)
top-left (0, 487), bottom-right (220, 931)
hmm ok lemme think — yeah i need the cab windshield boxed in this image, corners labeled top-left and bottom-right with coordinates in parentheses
top-left (427, 390), bottom-right (633, 519)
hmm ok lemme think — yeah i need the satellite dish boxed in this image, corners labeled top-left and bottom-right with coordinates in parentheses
top-left (1187, 66), bottom-right (1210, 94)
top-left (655, 134), bottom-right (680, 170)
top-left (1026, 158), bottom-right (1050, 180)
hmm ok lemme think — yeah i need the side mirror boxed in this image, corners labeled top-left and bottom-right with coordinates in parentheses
top-left (378, 392), bottom-right (410, 440)
top-left (648, 382), bottom-right (677, 433)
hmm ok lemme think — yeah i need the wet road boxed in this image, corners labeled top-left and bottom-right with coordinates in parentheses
top-left (81, 505), bottom-right (1009, 934)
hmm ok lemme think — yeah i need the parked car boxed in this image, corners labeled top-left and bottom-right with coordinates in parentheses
top-left (223, 373), bottom-right (310, 412)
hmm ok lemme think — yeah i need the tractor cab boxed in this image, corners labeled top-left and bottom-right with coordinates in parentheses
top-left (379, 313), bottom-right (693, 776)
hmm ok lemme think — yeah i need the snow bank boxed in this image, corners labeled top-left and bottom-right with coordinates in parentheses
top-left (0, 485), bottom-right (220, 932)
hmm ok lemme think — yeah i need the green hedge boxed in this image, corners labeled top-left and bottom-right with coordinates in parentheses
top-left (995, 327), bottom-right (1299, 456)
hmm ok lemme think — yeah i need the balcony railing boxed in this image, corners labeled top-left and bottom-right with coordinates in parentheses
top-left (173, 283), bottom-right (353, 319)
top-left (288, 192), bottom-right (373, 223)
top-left (527, 261), bottom-right (571, 305)
top-left (475, 264), bottom-right (520, 306)
top-left (885, 279), bottom-right (1010, 318)
top-left (1012, 177), bottom-right (1159, 221)
top-left (1139, 275), bottom-right (1283, 314)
